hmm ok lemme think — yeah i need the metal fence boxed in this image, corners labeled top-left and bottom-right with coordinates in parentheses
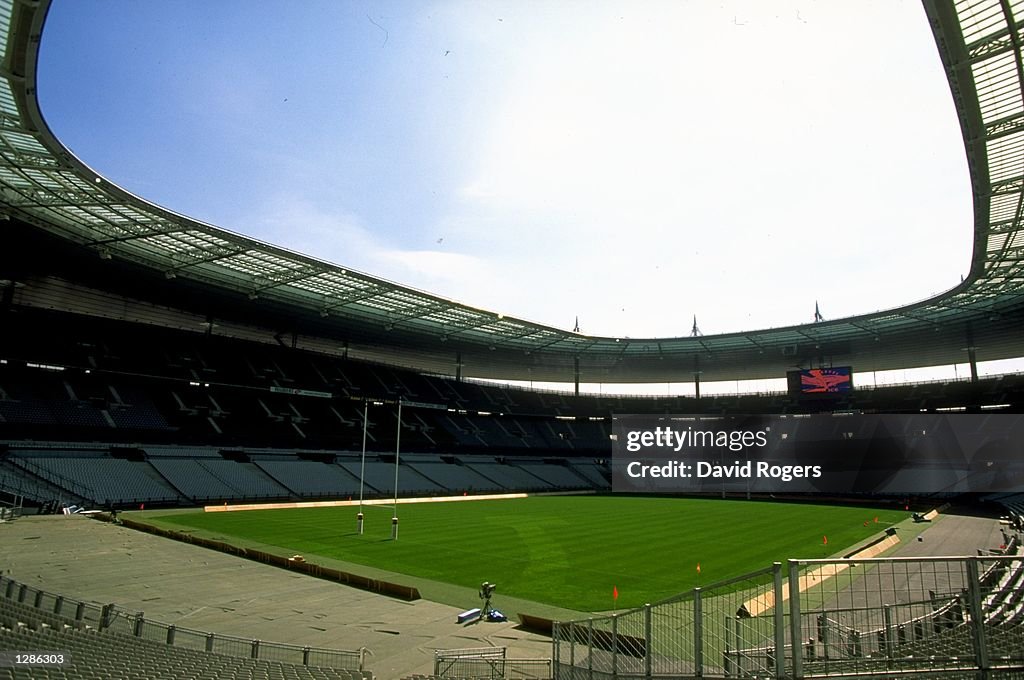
top-left (0, 486), bottom-right (24, 521)
top-left (435, 647), bottom-right (553, 679)
top-left (0, 573), bottom-right (367, 671)
top-left (552, 555), bottom-right (1024, 679)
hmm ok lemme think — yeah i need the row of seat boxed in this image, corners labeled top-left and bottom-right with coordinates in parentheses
top-left (1, 447), bottom-right (609, 505)
top-left (0, 582), bottom-right (372, 680)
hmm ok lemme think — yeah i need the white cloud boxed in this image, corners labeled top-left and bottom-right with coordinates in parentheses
top-left (216, 1), bottom-right (973, 338)
top-left (375, 248), bottom-right (494, 300)
top-left (432, 0), bottom-right (972, 336)
top-left (236, 193), bottom-right (508, 310)
top-left (241, 195), bottom-right (379, 271)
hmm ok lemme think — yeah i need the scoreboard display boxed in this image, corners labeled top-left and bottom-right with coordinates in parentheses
top-left (786, 367), bottom-right (853, 396)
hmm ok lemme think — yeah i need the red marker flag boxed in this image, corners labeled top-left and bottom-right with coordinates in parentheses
top-left (696, 562), bottom-right (701, 574)
top-left (613, 586), bottom-right (619, 600)
top-left (823, 535), bottom-right (828, 545)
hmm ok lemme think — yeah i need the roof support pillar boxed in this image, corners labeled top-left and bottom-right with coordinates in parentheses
top-left (455, 352), bottom-right (463, 382)
top-left (966, 323), bottom-right (979, 384)
top-left (574, 357), bottom-right (580, 397)
top-left (693, 355), bottom-right (702, 406)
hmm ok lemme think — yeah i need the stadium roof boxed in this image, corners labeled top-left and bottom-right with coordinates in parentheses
top-left (0, 0), bottom-right (1023, 383)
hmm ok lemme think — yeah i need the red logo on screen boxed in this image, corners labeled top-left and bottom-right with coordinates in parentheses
top-left (801, 369), bottom-right (851, 393)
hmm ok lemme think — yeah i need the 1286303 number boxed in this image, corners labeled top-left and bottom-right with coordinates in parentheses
top-left (0, 651), bottom-right (70, 667)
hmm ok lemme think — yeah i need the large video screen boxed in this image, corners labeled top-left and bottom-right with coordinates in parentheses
top-left (787, 367), bottom-right (853, 396)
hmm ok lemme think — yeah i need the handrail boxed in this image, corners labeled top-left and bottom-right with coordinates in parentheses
top-left (0, 574), bottom-right (366, 671)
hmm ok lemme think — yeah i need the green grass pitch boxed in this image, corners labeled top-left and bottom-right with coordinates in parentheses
top-left (159, 495), bottom-right (905, 611)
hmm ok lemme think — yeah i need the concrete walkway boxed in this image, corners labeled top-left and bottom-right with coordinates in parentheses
top-left (888, 509), bottom-right (1009, 558)
top-left (0, 515), bottom-right (552, 679)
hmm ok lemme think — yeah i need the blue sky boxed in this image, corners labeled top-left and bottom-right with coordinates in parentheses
top-left (37, 1), bottom-right (972, 340)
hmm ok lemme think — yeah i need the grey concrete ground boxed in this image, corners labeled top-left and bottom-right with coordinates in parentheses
top-left (0, 515), bottom-right (552, 679)
top-left (888, 510), bottom-right (1010, 558)
top-left (806, 509), bottom-right (1016, 649)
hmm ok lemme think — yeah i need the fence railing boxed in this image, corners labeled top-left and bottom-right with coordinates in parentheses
top-left (0, 486), bottom-right (23, 521)
top-left (434, 647), bottom-right (553, 679)
top-left (552, 554), bottom-right (1024, 679)
top-left (0, 573), bottom-right (367, 671)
